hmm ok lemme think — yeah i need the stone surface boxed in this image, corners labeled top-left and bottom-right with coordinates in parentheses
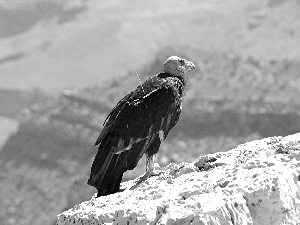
top-left (57, 133), bottom-right (300, 225)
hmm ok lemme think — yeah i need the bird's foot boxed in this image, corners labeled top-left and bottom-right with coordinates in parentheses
top-left (148, 170), bottom-right (161, 177)
top-left (129, 170), bottom-right (161, 190)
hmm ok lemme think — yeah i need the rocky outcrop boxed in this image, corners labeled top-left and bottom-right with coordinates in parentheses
top-left (56, 133), bottom-right (300, 225)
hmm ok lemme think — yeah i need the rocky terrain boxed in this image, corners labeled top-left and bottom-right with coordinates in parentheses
top-left (57, 133), bottom-right (300, 225)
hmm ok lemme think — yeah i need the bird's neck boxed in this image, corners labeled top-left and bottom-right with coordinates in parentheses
top-left (158, 73), bottom-right (187, 88)
top-left (175, 74), bottom-right (187, 88)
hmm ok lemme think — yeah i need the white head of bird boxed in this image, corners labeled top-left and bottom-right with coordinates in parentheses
top-left (164, 56), bottom-right (195, 77)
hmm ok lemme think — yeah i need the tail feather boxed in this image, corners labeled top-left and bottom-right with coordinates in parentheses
top-left (88, 135), bottom-right (157, 197)
top-left (88, 136), bottom-right (131, 197)
top-left (88, 138), bottom-right (114, 187)
top-left (100, 151), bottom-right (131, 196)
top-left (96, 153), bottom-right (126, 197)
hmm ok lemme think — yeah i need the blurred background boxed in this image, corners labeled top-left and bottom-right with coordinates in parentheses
top-left (0, 0), bottom-right (299, 224)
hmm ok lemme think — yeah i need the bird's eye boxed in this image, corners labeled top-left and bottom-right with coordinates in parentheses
top-left (179, 59), bottom-right (185, 65)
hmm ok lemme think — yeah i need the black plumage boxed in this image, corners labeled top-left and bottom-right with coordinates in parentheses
top-left (88, 56), bottom-right (195, 197)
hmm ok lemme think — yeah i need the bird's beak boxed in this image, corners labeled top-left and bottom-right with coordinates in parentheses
top-left (185, 60), bottom-right (195, 71)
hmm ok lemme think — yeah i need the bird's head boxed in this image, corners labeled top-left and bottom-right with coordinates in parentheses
top-left (163, 56), bottom-right (195, 77)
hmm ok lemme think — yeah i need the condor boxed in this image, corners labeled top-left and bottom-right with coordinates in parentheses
top-left (88, 56), bottom-right (195, 197)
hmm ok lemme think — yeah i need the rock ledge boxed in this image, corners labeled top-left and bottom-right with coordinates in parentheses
top-left (57, 133), bottom-right (300, 225)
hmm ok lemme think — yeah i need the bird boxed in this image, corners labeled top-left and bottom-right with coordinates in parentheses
top-left (88, 56), bottom-right (195, 197)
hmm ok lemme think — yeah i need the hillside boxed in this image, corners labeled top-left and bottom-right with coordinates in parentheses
top-left (2, 46), bottom-right (300, 166)
top-left (0, 116), bottom-right (19, 150)
top-left (0, 0), bottom-right (299, 92)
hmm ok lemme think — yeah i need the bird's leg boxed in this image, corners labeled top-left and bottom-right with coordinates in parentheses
top-left (145, 154), bottom-right (161, 177)
top-left (130, 155), bottom-right (161, 190)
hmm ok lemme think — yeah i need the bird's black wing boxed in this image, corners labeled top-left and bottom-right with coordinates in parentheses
top-left (88, 76), bottom-right (181, 196)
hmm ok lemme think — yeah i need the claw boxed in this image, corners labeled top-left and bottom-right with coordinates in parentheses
top-left (130, 155), bottom-right (160, 190)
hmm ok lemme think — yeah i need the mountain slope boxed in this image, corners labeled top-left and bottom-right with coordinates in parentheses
top-left (0, 0), bottom-right (299, 92)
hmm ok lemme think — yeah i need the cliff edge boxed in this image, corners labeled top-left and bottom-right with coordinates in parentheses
top-left (57, 133), bottom-right (300, 225)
